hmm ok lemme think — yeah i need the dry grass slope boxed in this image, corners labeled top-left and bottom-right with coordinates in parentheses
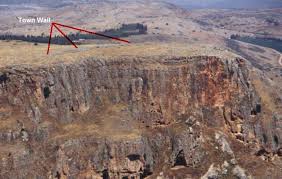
top-left (0, 41), bottom-right (238, 68)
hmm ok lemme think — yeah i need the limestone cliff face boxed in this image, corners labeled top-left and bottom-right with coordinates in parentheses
top-left (0, 56), bottom-right (281, 178)
top-left (0, 57), bottom-right (254, 124)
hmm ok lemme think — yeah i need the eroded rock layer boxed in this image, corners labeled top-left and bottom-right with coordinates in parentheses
top-left (0, 56), bottom-right (281, 178)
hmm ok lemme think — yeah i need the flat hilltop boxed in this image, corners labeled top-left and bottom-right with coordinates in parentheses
top-left (0, 41), bottom-right (237, 68)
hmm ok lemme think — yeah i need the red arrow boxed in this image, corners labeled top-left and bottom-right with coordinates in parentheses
top-left (47, 22), bottom-right (130, 55)
top-left (47, 22), bottom-right (54, 55)
top-left (53, 24), bottom-right (78, 49)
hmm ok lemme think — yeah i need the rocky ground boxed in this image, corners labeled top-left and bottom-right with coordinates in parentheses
top-left (0, 46), bottom-right (281, 178)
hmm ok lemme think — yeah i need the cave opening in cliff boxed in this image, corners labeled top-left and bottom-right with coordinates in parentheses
top-left (251, 104), bottom-right (262, 115)
top-left (0, 73), bottom-right (8, 84)
top-left (43, 87), bottom-right (51, 99)
top-left (274, 135), bottom-right (279, 148)
top-left (263, 134), bottom-right (268, 144)
top-left (127, 154), bottom-right (141, 161)
top-left (140, 164), bottom-right (153, 178)
top-left (102, 169), bottom-right (110, 179)
top-left (256, 104), bottom-right (261, 113)
top-left (55, 171), bottom-right (61, 179)
top-left (255, 148), bottom-right (269, 156)
top-left (128, 84), bottom-right (133, 100)
top-left (174, 150), bottom-right (187, 166)
top-left (251, 109), bottom-right (257, 115)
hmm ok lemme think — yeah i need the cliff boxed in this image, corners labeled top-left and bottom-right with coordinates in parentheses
top-left (0, 56), bottom-right (281, 178)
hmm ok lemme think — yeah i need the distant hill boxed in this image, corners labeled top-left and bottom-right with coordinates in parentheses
top-left (3, 0), bottom-right (281, 9)
top-left (0, 0), bottom-right (98, 4)
top-left (0, 0), bottom-right (94, 6)
top-left (0, 0), bottom-right (59, 6)
top-left (168, 0), bottom-right (282, 9)
top-left (0, 0), bottom-right (51, 4)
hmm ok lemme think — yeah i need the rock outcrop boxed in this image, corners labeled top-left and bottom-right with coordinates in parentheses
top-left (0, 56), bottom-right (281, 178)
